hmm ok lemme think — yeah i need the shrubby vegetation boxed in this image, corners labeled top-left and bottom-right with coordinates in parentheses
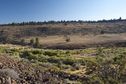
top-left (0, 18), bottom-right (126, 83)
top-left (0, 45), bottom-right (126, 83)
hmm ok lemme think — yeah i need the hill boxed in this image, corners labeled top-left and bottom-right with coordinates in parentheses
top-left (0, 20), bottom-right (126, 49)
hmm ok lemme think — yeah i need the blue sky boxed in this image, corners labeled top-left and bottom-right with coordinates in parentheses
top-left (0, 0), bottom-right (126, 23)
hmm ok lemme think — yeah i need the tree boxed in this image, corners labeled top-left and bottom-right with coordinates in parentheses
top-left (30, 38), bottom-right (34, 45)
top-left (119, 17), bottom-right (122, 21)
top-left (20, 39), bottom-right (25, 43)
top-left (65, 36), bottom-right (70, 42)
top-left (34, 37), bottom-right (40, 48)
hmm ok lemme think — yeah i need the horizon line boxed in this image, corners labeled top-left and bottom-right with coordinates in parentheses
top-left (0, 17), bottom-right (125, 25)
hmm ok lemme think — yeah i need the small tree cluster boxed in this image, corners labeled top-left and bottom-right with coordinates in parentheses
top-left (29, 37), bottom-right (41, 48)
top-left (30, 38), bottom-right (34, 45)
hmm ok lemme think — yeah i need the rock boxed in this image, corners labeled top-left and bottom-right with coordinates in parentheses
top-left (0, 62), bottom-right (3, 69)
top-left (5, 77), bottom-right (11, 84)
top-left (0, 69), bottom-right (19, 79)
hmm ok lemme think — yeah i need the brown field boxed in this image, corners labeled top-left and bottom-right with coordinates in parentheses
top-left (23, 33), bottom-right (126, 49)
top-left (1, 21), bottom-right (126, 49)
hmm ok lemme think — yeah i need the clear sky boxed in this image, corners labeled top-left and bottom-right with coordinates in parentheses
top-left (0, 0), bottom-right (126, 23)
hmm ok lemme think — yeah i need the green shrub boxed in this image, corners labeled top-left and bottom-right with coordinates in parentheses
top-left (62, 58), bottom-right (76, 65)
top-left (30, 38), bottom-right (34, 45)
top-left (31, 50), bottom-right (42, 55)
top-left (44, 51), bottom-right (58, 56)
top-left (34, 37), bottom-right (40, 48)
top-left (20, 51), bottom-right (37, 60)
top-left (0, 47), bottom-right (5, 53)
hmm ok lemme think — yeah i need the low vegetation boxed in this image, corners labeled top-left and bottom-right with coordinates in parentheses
top-left (0, 20), bottom-right (126, 83)
top-left (0, 45), bottom-right (126, 83)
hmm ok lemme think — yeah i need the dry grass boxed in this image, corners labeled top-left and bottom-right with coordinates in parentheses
top-left (22, 33), bottom-right (126, 49)
top-left (1, 21), bottom-right (126, 49)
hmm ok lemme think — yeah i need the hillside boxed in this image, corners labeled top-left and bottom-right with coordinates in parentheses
top-left (0, 20), bottom-right (126, 49)
top-left (0, 20), bottom-right (126, 83)
top-left (0, 45), bottom-right (126, 83)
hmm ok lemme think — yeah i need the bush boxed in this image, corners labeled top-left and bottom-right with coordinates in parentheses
top-left (20, 39), bottom-right (25, 44)
top-left (47, 57), bottom-right (61, 64)
top-left (65, 37), bottom-right (70, 42)
top-left (30, 38), bottom-right (34, 45)
top-left (31, 50), bottom-right (42, 55)
top-left (43, 51), bottom-right (58, 56)
top-left (20, 51), bottom-right (37, 60)
top-left (62, 58), bottom-right (76, 65)
top-left (34, 37), bottom-right (40, 48)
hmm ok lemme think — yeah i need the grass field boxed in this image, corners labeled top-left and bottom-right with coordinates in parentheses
top-left (21, 33), bottom-right (126, 49)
